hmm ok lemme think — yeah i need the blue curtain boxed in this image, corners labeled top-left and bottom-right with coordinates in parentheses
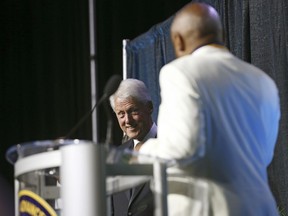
top-left (125, 0), bottom-right (288, 213)
top-left (125, 16), bottom-right (175, 122)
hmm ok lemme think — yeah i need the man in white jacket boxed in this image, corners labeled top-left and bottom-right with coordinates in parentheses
top-left (140, 2), bottom-right (280, 216)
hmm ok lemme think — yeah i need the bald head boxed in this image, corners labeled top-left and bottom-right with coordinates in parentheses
top-left (171, 3), bottom-right (223, 57)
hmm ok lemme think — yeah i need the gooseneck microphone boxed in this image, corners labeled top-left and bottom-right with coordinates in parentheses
top-left (63, 75), bottom-right (122, 139)
top-left (98, 74), bottom-right (123, 105)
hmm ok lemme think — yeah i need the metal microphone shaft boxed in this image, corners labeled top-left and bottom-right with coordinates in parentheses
top-left (63, 75), bottom-right (122, 139)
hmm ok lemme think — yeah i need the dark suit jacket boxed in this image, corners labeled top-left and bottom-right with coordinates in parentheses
top-left (111, 139), bottom-right (154, 216)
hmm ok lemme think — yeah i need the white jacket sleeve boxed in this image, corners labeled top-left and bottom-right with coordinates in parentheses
top-left (140, 64), bottom-right (205, 161)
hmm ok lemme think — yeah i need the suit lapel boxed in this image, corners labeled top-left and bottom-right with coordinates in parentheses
top-left (125, 188), bottom-right (132, 200)
top-left (119, 139), bottom-right (134, 150)
top-left (119, 137), bottom-right (155, 207)
top-left (128, 183), bottom-right (146, 207)
top-left (118, 140), bottom-right (134, 202)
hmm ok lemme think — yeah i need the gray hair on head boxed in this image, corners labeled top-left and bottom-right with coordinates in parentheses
top-left (109, 78), bottom-right (152, 111)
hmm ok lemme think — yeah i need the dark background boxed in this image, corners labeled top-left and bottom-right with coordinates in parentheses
top-left (1, 0), bottom-right (288, 214)
top-left (0, 0), bottom-right (190, 186)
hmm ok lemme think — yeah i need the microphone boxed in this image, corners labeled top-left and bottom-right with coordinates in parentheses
top-left (63, 75), bottom-right (122, 139)
top-left (97, 74), bottom-right (123, 106)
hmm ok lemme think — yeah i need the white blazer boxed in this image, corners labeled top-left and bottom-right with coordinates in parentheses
top-left (140, 45), bottom-right (280, 216)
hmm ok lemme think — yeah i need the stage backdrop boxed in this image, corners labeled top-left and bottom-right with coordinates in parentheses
top-left (125, 0), bottom-right (288, 214)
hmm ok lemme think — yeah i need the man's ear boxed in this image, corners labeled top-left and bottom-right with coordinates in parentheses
top-left (172, 33), bottom-right (185, 57)
top-left (147, 101), bottom-right (153, 114)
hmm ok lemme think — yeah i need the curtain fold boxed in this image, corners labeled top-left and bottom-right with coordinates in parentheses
top-left (125, 16), bottom-right (175, 121)
top-left (1, 0), bottom-right (91, 183)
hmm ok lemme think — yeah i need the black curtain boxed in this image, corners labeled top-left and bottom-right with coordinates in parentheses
top-left (1, 0), bottom-right (91, 183)
top-left (0, 0), bottom-right (192, 188)
top-left (126, 0), bottom-right (288, 213)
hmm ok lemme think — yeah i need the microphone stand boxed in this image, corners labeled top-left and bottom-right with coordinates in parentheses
top-left (62, 75), bottom-right (122, 140)
top-left (103, 100), bottom-right (114, 150)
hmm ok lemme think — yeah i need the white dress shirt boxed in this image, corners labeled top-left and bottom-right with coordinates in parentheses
top-left (133, 122), bottom-right (157, 148)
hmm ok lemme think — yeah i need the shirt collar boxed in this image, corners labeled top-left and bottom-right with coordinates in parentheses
top-left (133, 122), bottom-right (157, 146)
top-left (192, 44), bottom-right (228, 56)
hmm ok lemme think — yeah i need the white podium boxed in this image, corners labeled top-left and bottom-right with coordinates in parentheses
top-left (6, 140), bottom-right (168, 216)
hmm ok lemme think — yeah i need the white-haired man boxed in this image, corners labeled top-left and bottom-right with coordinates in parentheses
top-left (109, 78), bottom-right (157, 216)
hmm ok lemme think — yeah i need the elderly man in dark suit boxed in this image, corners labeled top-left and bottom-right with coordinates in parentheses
top-left (109, 78), bottom-right (157, 216)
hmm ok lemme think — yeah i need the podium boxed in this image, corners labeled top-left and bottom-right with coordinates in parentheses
top-left (6, 140), bottom-right (168, 216)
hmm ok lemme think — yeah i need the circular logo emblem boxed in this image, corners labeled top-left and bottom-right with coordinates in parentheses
top-left (19, 190), bottom-right (57, 216)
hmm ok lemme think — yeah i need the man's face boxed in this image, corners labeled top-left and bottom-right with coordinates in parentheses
top-left (114, 97), bottom-right (153, 141)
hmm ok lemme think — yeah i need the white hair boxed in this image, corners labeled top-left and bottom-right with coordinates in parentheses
top-left (109, 78), bottom-right (152, 111)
